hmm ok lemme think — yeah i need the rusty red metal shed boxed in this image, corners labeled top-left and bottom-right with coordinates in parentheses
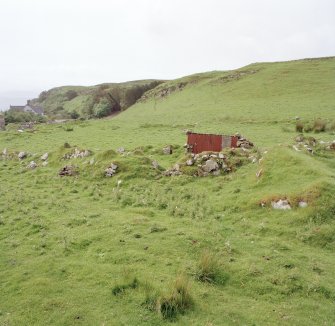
top-left (186, 132), bottom-right (238, 154)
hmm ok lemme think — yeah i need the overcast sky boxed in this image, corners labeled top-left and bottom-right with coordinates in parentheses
top-left (0, 0), bottom-right (334, 107)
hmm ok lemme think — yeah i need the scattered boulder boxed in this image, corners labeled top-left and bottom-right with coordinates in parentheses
top-left (2, 148), bottom-right (7, 156)
top-left (203, 159), bottom-right (219, 172)
top-left (186, 159), bottom-right (194, 166)
top-left (271, 199), bottom-right (291, 210)
top-left (236, 134), bottom-right (254, 149)
top-left (152, 160), bottom-right (159, 169)
top-left (298, 201), bottom-right (308, 208)
top-left (63, 148), bottom-right (91, 159)
top-left (162, 146), bottom-right (173, 155)
top-left (105, 163), bottom-right (118, 177)
top-left (42, 161), bottom-right (48, 167)
top-left (41, 153), bottom-right (48, 161)
top-left (295, 134), bottom-right (305, 143)
top-left (117, 147), bottom-right (125, 154)
top-left (18, 151), bottom-right (27, 160)
top-left (163, 164), bottom-right (182, 176)
top-left (27, 161), bottom-right (37, 169)
top-left (59, 165), bottom-right (76, 176)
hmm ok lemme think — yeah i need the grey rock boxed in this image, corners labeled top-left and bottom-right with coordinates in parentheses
top-left (271, 199), bottom-right (291, 210)
top-left (152, 160), bottom-right (159, 169)
top-left (163, 146), bottom-right (172, 155)
top-left (203, 159), bottom-right (219, 172)
top-left (298, 201), bottom-right (308, 208)
top-left (218, 153), bottom-right (225, 159)
top-left (27, 161), bottom-right (37, 169)
top-left (117, 147), bottom-right (125, 153)
top-left (111, 163), bottom-right (118, 170)
top-left (18, 151), bottom-right (27, 159)
top-left (2, 148), bottom-right (7, 156)
top-left (173, 164), bottom-right (180, 171)
top-left (41, 153), bottom-right (48, 161)
top-left (186, 159), bottom-right (194, 166)
top-left (42, 161), bottom-right (48, 167)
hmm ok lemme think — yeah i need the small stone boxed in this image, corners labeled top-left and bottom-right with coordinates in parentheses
top-left (2, 148), bottom-right (7, 156)
top-left (41, 153), bottom-right (48, 161)
top-left (218, 153), bottom-right (225, 159)
top-left (89, 158), bottom-right (95, 165)
top-left (152, 160), bottom-right (159, 169)
top-left (271, 199), bottom-right (291, 210)
top-left (117, 147), bottom-right (125, 153)
top-left (27, 161), bottom-right (37, 169)
top-left (42, 161), bottom-right (48, 167)
top-left (298, 201), bottom-right (308, 208)
top-left (186, 159), bottom-right (194, 166)
top-left (295, 134), bottom-right (304, 143)
top-left (173, 163), bottom-right (180, 171)
top-left (18, 151), bottom-right (27, 159)
top-left (212, 170), bottom-right (221, 176)
top-left (163, 146), bottom-right (172, 155)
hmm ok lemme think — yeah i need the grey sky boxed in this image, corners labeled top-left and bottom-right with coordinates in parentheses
top-left (0, 0), bottom-right (334, 107)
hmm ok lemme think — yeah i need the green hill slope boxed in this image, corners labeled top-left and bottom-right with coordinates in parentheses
top-left (0, 57), bottom-right (335, 325)
top-left (30, 79), bottom-right (163, 118)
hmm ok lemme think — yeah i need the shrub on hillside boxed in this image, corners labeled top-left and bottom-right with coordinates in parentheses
top-left (93, 98), bottom-right (111, 118)
top-left (313, 119), bottom-right (327, 132)
top-left (295, 121), bottom-right (304, 133)
top-left (303, 124), bottom-right (313, 133)
top-left (70, 110), bottom-right (80, 119)
top-left (4, 110), bottom-right (46, 124)
top-left (65, 90), bottom-right (78, 101)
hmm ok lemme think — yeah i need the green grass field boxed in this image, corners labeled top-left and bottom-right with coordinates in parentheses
top-left (0, 57), bottom-right (335, 325)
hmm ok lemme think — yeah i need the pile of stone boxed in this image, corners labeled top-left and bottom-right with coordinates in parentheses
top-left (59, 165), bottom-right (76, 176)
top-left (236, 134), bottom-right (254, 149)
top-left (163, 164), bottom-right (182, 176)
top-left (267, 198), bottom-right (308, 210)
top-left (63, 148), bottom-right (91, 159)
top-left (105, 163), bottom-right (118, 177)
top-left (164, 149), bottom-right (257, 177)
top-left (292, 135), bottom-right (316, 153)
top-left (293, 135), bottom-right (335, 154)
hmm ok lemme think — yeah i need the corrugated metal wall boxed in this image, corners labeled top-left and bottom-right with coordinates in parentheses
top-left (187, 133), bottom-right (223, 154)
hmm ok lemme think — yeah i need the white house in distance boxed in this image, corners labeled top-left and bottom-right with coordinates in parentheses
top-left (9, 101), bottom-right (44, 115)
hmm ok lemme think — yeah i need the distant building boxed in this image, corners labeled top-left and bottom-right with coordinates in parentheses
top-left (9, 101), bottom-right (44, 115)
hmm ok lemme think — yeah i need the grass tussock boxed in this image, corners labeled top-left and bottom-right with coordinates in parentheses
top-left (112, 277), bottom-right (139, 296)
top-left (157, 275), bottom-right (193, 320)
top-left (194, 250), bottom-right (229, 285)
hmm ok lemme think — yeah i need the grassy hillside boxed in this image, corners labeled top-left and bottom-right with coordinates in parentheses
top-left (30, 80), bottom-right (163, 119)
top-left (0, 57), bottom-right (335, 325)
